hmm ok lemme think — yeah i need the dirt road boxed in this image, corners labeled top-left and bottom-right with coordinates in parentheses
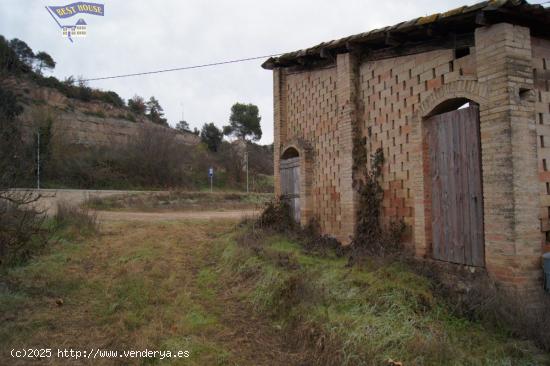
top-left (15, 188), bottom-right (152, 214)
top-left (17, 189), bottom-right (259, 220)
top-left (96, 209), bottom-right (258, 222)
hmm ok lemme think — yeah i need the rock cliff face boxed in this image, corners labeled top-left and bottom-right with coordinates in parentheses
top-left (1, 76), bottom-right (200, 146)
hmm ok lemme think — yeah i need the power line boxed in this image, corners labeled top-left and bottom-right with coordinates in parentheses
top-left (81, 53), bottom-right (284, 82)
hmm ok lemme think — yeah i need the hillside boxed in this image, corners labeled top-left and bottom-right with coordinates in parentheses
top-left (0, 75), bottom-right (199, 147)
top-left (0, 35), bottom-right (273, 191)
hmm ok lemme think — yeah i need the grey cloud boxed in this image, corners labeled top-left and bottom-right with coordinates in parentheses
top-left (1, 0), bottom-right (476, 144)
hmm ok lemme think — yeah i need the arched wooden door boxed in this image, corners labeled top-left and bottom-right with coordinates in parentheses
top-left (426, 104), bottom-right (484, 266)
top-left (280, 156), bottom-right (300, 223)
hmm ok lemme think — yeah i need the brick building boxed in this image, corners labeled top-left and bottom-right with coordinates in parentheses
top-left (263, 0), bottom-right (550, 293)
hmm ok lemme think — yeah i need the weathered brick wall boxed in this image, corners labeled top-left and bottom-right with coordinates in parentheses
top-left (358, 49), bottom-right (476, 241)
top-left (532, 37), bottom-right (550, 251)
top-left (273, 22), bottom-right (548, 296)
top-left (282, 66), bottom-right (341, 235)
top-left (475, 24), bottom-right (540, 291)
top-left (276, 48), bottom-right (477, 241)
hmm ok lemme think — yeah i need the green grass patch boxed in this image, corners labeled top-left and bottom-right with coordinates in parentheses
top-left (220, 228), bottom-right (549, 365)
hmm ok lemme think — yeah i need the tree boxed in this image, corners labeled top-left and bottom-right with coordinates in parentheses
top-left (146, 96), bottom-right (167, 125)
top-left (76, 76), bottom-right (92, 102)
top-left (0, 86), bottom-right (24, 185)
top-left (34, 51), bottom-right (55, 75)
top-left (0, 36), bottom-right (26, 73)
top-left (9, 38), bottom-right (34, 67)
top-left (100, 91), bottom-right (124, 107)
top-left (223, 103), bottom-right (262, 142)
top-left (0, 86), bottom-right (45, 267)
top-left (63, 75), bottom-right (75, 86)
top-left (200, 123), bottom-right (223, 152)
top-left (128, 95), bottom-right (146, 115)
top-left (175, 120), bottom-right (190, 132)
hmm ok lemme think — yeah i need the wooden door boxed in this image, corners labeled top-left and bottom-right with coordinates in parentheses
top-left (280, 157), bottom-right (300, 223)
top-left (427, 105), bottom-right (484, 266)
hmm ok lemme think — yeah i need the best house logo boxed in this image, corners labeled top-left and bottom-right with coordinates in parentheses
top-left (45, 2), bottom-right (104, 43)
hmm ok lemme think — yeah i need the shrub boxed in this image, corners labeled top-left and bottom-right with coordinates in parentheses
top-left (53, 201), bottom-right (98, 236)
top-left (257, 199), bottom-right (295, 232)
top-left (83, 110), bottom-right (106, 118)
top-left (98, 90), bottom-right (124, 107)
top-left (0, 192), bottom-right (47, 267)
top-left (412, 260), bottom-right (550, 352)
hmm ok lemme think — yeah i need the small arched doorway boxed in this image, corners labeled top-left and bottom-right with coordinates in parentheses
top-left (424, 100), bottom-right (484, 266)
top-left (280, 147), bottom-right (300, 223)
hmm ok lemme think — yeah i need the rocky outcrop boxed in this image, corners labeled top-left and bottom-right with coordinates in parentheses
top-left (1, 76), bottom-right (200, 147)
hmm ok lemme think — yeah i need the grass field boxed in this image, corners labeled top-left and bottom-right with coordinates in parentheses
top-left (0, 217), bottom-right (547, 365)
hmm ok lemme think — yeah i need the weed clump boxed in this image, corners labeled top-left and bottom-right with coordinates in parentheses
top-left (257, 198), bottom-right (295, 232)
top-left (53, 201), bottom-right (98, 237)
top-left (411, 259), bottom-right (550, 352)
top-left (225, 226), bottom-right (547, 365)
top-left (0, 197), bottom-right (47, 267)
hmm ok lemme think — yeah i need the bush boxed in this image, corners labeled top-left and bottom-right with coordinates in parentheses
top-left (257, 199), bottom-right (295, 232)
top-left (412, 260), bottom-right (550, 352)
top-left (53, 201), bottom-right (98, 236)
top-left (0, 193), bottom-right (47, 268)
top-left (98, 90), bottom-right (124, 107)
top-left (251, 173), bottom-right (274, 193)
top-left (83, 110), bottom-right (106, 118)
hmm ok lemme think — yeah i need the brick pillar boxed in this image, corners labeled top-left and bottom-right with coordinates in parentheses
top-left (337, 53), bottom-right (359, 244)
top-left (273, 68), bottom-right (287, 197)
top-left (475, 23), bottom-right (541, 292)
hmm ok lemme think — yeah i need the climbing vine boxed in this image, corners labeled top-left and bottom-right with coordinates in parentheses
top-left (352, 138), bottom-right (406, 256)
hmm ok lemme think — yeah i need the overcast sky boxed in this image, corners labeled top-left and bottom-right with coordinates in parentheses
top-left (1, 0), bottom-right (545, 144)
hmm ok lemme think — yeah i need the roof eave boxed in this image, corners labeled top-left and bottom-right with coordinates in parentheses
top-left (262, 0), bottom-right (550, 70)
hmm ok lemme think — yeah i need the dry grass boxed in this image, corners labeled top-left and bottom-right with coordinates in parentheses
top-left (86, 191), bottom-right (273, 213)
top-left (0, 219), bottom-right (296, 365)
top-left (222, 226), bottom-right (550, 365)
top-left (53, 201), bottom-right (98, 237)
top-left (2, 213), bottom-right (547, 365)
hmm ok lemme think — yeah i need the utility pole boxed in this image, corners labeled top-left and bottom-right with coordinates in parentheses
top-left (37, 130), bottom-right (40, 189)
top-left (209, 167), bottom-right (213, 193)
top-left (245, 149), bottom-right (249, 193)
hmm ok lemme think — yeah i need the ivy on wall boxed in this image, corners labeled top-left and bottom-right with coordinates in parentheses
top-left (351, 130), bottom-right (406, 255)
